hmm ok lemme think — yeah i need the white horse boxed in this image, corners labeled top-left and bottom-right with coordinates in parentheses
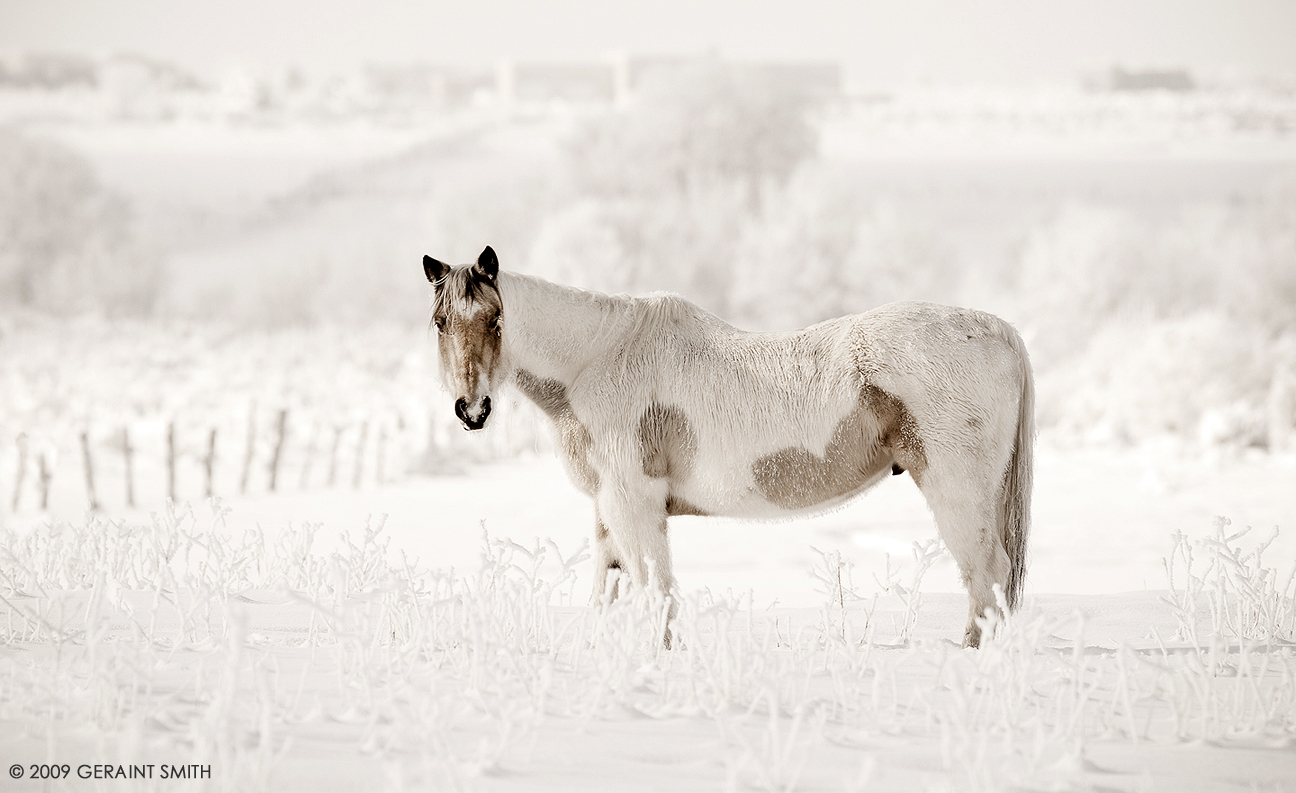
top-left (423, 246), bottom-right (1035, 648)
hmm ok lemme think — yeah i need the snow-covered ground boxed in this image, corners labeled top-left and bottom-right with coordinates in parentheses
top-left (2, 445), bottom-right (1294, 792)
top-left (206, 443), bottom-right (1296, 604)
top-left (2, 83), bottom-right (1294, 791)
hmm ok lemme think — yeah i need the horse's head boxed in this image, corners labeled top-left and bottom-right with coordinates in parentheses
top-left (423, 246), bottom-right (505, 431)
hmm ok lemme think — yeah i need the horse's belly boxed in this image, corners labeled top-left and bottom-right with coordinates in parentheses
top-left (680, 461), bottom-right (892, 521)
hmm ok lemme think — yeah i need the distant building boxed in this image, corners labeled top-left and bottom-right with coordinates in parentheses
top-left (610, 55), bottom-right (841, 105)
top-left (0, 49), bottom-right (843, 117)
top-left (0, 52), bottom-right (97, 89)
top-left (745, 61), bottom-right (842, 98)
top-left (500, 61), bottom-right (617, 104)
top-left (1095, 66), bottom-right (1195, 92)
top-left (495, 54), bottom-right (842, 107)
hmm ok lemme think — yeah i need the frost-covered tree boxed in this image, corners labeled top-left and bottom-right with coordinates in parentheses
top-left (531, 59), bottom-right (819, 315)
top-left (0, 128), bottom-right (160, 315)
top-left (570, 59), bottom-right (817, 209)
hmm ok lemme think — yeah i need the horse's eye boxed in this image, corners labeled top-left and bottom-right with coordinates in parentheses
top-left (490, 314), bottom-right (502, 334)
top-left (433, 316), bottom-right (446, 332)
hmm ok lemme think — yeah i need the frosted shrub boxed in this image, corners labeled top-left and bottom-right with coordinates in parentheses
top-left (527, 186), bottom-right (749, 312)
top-left (1162, 517), bottom-right (1296, 645)
top-left (1017, 192), bottom-right (1296, 449)
top-left (568, 59), bottom-right (816, 207)
top-left (2, 511), bottom-right (1295, 790)
top-left (525, 199), bottom-right (629, 294)
top-left (541, 58), bottom-right (821, 318)
top-left (1037, 311), bottom-right (1275, 447)
top-left (729, 171), bottom-right (870, 331)
top-left (0, 128), bottom-right (161, 316)
top-left (1019, 194), bottom-right (1296, 359)
top-left (731, 173), bottom-right (960, 332)
top-left (1016, 204), bottom-right (1143, 361)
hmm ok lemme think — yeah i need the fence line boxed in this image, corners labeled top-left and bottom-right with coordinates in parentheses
top-left (3, 399), bottom-right (548, 516)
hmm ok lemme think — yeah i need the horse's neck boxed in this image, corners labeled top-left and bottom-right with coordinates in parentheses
top-left (499, 273), bottom-right (631, 381)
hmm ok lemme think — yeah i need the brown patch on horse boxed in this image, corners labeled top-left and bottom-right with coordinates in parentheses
top-left (514, 369), bottom-right (600, 495)
top-left (864, 383), bottom-right (926, 477)
top-left (666, 494), bottom-right (708, 517)
top-left (753, 382), bottom-right (927, 510)
top-left (639, 403), bottom-right (706, 515)
top-left (639, 403), bottom-right (697, 481)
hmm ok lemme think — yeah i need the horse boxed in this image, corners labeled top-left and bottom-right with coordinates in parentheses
top-left (422, 246), bottom-right (1035, 648)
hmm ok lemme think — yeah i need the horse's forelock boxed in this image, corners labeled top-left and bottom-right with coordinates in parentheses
top-left (433, 266), bottom-right (502, 319)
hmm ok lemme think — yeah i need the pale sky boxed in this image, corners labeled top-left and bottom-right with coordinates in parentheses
top-left (2, 0), bottom-right (1294, 88)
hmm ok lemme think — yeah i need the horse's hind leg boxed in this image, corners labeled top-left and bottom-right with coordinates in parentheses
top-left (916, 466), bottom-right (1010, 648)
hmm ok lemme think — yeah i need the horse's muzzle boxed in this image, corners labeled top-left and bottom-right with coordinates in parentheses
top-left (455, 396), bottom-right (491, 431)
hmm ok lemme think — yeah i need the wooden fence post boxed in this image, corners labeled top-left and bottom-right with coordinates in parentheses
top-left (268, 409), bottom-right (288, 492)
top-left (240, 402), bottom-right (257, 495)
top-left (298, 421), bottom-right (318, 490)
top-left (122, 427), bottom-right (135, 508)
top-left (352, 421), bottom-right (369, 489)
top-left (166, 421), bottom-right (177, 503)
top-left (80, 431), bottom-right (98, 512)
top-left (37, 452), bottom-right (51, 511)
top-left (204, 428), bottom-right (216, 498)
top-left (327, 425), bottom-right (343, 488)
top-left (11, 433), bottom-right (27, 512)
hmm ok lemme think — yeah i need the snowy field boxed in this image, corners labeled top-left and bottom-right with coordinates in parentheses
top-left (1, 441), bottom-right (1294, 792)
top-left (2, 76), bottom-right (1295, 791)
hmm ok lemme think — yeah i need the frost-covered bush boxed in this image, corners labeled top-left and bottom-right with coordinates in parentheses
top-left (0, 128), bottom-right (161, 315)
top-left (1037, 312), bottom-right (1277, 446)
top-left (528, 186), bottom-right (748, 313)
top-left (1020, 193), bottom-right (1296, 448)
top-left (731, 169), bottom-right (959, 330)
top-left (1018, 194), bottom-right (1296, 365)
top-left (163, 151), bottom-right (556, 327)
top-left (3, 510), bottom-right (1293, 791)
top-left (531, 60), bottom-right (819, 316)
top-left (568, 59), bottom-right (817, 208)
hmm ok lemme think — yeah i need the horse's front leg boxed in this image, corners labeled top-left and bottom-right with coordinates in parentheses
top-left (596, 474), bottom-right (676, 646)
top-left (590, 508), bottom-right (623, 604)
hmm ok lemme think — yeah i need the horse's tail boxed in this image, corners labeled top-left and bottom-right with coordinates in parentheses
top-left (999, 323), bottom-right (1035, 612)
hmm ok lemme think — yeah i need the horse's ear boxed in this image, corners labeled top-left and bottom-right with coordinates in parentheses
top-left (423, 255), bottom-right (449, 284)
top-left (474, 246), bottom-right (499, 282)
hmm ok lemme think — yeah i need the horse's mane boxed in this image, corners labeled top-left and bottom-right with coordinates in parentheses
top-left (499, 272), bottom-right (728, 348)
top-left (624, 292), bottom-right (721, 339)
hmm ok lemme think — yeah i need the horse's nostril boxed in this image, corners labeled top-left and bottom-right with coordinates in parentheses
top-left (454, 396), bottom-right (491, 430)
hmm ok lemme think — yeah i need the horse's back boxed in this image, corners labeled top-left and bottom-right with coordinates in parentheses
top-left (847, 301), bottom-right (1027, 389)
top-left (611, 299), bottom-right (1024, 518)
